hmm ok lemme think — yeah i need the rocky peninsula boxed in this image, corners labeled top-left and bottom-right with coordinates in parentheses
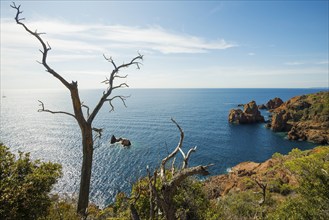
top-left (267, 91), bottom-right (329, 144)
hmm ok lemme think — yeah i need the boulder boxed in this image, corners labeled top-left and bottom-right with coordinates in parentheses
top-left (110, 135), bottom-right (117, 144)
top-left (120, 139), bottom-right (131, 147)
top-left (229, 109), bottom-right (248, 124)
top-left (110, 135), bottom-right (132, 147)
top-left (228, 101), bottom-right (264, 124)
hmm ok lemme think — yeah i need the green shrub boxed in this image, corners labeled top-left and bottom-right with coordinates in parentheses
top-left (271, 146), bottom-right (329, 219)
top-left (0, 144), bottom-right (62, 220)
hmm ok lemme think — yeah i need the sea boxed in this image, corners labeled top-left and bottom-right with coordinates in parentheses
top-left (0, 88), bottom-right (325, 206)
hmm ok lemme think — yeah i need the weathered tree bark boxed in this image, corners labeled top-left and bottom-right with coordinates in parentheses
top-left (77, 125), bottom-right (93, 214)
top-left (11, 3), bottom-right (143, 217)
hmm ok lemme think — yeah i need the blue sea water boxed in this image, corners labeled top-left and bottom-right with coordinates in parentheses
top-left (0, 88), bottom-right (324, 206)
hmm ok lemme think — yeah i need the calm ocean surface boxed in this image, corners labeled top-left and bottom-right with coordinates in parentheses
top-left (0, 88), bottom-right (324, 206)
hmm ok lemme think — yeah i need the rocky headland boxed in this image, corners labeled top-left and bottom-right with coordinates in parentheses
top-left (204, 153), bottom-right (297, 200)
top-left (267, 91), bottom-right (329, 144)
top-left (228, 91), bottom-right (329, 144)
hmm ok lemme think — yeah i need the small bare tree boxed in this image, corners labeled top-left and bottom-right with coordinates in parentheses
top-left (11, 3), bottom-right (143, 217)
top-left (254, 177), bottom-right (268, 206)
top-left (144, 119), bottom-right (213, 220)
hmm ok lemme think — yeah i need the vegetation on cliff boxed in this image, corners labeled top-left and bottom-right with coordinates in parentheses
top-left (204, 146), bottom-right (329, 219)
top-left (1, 143), bottom-right (328, 219)
top-left (268, 91), bottom-right (329, 144)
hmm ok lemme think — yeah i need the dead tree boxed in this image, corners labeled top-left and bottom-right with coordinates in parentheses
top-left (254, 177), bottom-right (268, 206)
top-left (146, 119), bottom-right (213, 220)
top-left (11, 3), bottom-right (143, 217)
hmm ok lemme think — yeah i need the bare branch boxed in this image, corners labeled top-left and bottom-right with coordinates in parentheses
top-left (112, 83), bottom-right (129, 90)
top-left (114, 74), bottom-right (128, 79)
top-left (38, 100), bottom-right (76, 119)
top-left (101, 77), bottom-right (110, 84)
top-left (171, 157), bottom-right (176, 175)
top-left (105, 95), bottom-right (130, 112)
top-left (160, 118), bottom-right (184, 181)
top-left (182, 146), bottom-right (197, 169)
top-left (11, 2), bottom-right (72, 90)
top-left (168, 164), bottom-right (214, 188)
top-left (87, 53), bottom-right (143, 124)
top-left (103, 54), bottom-right (117, 69)
top-left (81, 103), bottom-right (90, 118)
top-left (92, 127), bottom-right (103, 137)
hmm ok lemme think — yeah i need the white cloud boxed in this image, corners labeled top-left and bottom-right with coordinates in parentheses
top-left (1, 18), bottom-right (237, 55)
top-left (248, 52), bottom-right (255, 56)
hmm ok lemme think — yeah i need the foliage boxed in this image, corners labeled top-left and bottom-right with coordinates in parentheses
top-left (173, 178), bottom-right (210, 220)
top-left (2, 142), bottom-right (328, 219)
top-left (43, 195), bottom-right (80, 220)
top-left (129, 174), bottom-right (211, 220)
top-left (0, 144), bottom-right (62, 220)
top-left (270, 146), bottom-right (329, 219)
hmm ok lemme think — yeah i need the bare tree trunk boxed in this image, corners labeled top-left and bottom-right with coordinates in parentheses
top-left (77, 125), bottom-right (94, 215)
top-left (69, 87), bottom-right (94, 215)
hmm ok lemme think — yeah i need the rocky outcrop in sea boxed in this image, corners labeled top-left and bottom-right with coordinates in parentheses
top-left (228, 101), bottom-right (265, 124)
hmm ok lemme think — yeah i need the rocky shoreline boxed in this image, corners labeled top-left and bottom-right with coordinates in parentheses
top-left (228, 91), bottom-right (329, 145)
top-left (204, 146), bottom-right (328, 201)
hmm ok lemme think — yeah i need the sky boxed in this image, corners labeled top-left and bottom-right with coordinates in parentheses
top-left (1, 0), bottom-right (328, 89)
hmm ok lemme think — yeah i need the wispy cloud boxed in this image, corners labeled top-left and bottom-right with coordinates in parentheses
top-left (1, 18), bottom-right (237, 55)
top-left (284, 60), bottom-right (329, 66)
top-left (284, 61), bottom-right (304, 66)
top-left (248, 52), bottom-right (255, 56)
top-left (315, 60), bottom-right (329, 65)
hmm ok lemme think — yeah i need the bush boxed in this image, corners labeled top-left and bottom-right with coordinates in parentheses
top-left (271, 146), bottom-right (329, 219)
top-left (0, 144), bottom-right (62, 220)
top-left (128, 175), bottom-right (210, 219)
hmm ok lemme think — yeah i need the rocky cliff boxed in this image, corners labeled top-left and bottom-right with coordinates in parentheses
top-left (267, 91), bottom-right (329, 144)
top-left (204, 146), bottom-right (328, 200)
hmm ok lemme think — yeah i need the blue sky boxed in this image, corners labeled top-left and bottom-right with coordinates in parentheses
top-left (1, 1), bottom-right (328, 89)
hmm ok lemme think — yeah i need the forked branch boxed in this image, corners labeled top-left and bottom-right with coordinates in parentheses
top-left (105, 95), bottom-right (130, 112)
top-left (160, 118), bottom-right (184, 180)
